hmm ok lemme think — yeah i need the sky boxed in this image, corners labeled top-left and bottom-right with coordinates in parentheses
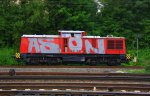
top-left (94, 0), bottom-right (104, 13)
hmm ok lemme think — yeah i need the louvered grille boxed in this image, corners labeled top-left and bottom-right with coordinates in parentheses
top-left (107, 40), bottom-right (123, 49)
top-left (108, 40), bottom-right (115, 49)
top-left (116, 40), bottom-right (123, 49)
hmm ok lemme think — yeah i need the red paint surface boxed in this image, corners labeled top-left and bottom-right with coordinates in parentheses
top-left (20, 37), bottom-right (126, 55)
top-left (20, 38), bottom-right (29, 53)
top-left (72, 40), bottom-right (77, 46)
top-left (104, 38), bottom-right (126, 54)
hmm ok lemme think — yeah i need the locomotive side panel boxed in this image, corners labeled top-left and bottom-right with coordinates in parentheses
top-left (60, 37), bottom-right (105, 54)
top-left (67, 37), bottom-right (84, 54)
top-left (16, 30), bottom-right (129, 65)
top-left (20, 37), bottom-right (61, 54)
top-left (104, 38), bottom-right (126, 54)
top-left (20, 37), bottom-right (29, 53)
top-left (83, 38), bottom-right (105, 54)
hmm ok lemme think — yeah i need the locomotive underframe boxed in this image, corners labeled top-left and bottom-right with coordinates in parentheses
top-left (17, 53), bottom-right (128, 66)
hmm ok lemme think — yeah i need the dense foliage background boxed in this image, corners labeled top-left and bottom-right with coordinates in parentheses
top-left (0, 0), bottom-right (149, 48)
top-left (0, 0), bottom-right (149, 67)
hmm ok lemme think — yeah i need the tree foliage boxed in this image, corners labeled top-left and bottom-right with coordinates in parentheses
top-left (0, 0), bottom-right (149, 49)
top-left (97, 0), bottom-right (150, 48)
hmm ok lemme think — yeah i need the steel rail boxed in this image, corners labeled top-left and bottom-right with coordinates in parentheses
top-left (0, 83), bottom-right (150, 90)
top-left (0, 75), bottom-right (150, 81)
top-left (0, 71), bottom-right (149, 76)
top-left (0, 85), bottom-right (149, 90)
top-left (0, 82), bottom-right (150, 86)
top-left (0, 75), bottom-right (149, 80)
top-left (0, 90), bottom-right (149, 96)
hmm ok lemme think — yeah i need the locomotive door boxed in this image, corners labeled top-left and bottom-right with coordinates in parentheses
top-left (64, 38), bottom-right (68, 52)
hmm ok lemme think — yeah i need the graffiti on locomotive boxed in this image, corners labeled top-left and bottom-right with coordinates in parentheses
top-left (27, 38), bottom-right (105, 54)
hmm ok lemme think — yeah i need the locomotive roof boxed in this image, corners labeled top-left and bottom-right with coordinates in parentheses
top-left (22, 35), bottom-right (59, 37)
top-left (58, 30), bottom-right (85, 33)
top-left (83, 36), bottom-right (125, 38)
top-left (22, 35), bottom-right (125, 38)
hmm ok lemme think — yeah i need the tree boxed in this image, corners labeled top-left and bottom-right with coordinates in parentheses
top-left (45, 0), bottom-right (97, 34)
top-left (97, 0), bottom-right (150, 48)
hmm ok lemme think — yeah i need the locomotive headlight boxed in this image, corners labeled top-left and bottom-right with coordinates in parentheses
top-left (15, 53), bottom-right (20, 58)
top-left (126, 54), bottom-right (131, 60)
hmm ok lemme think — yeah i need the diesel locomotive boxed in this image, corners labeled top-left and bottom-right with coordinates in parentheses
top-left (15, 30), bottom-right (130, 65)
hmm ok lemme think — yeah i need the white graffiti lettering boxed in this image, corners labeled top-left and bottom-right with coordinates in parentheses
top-left (69, 38), bottom-right (82, 52)
top-left (28, 38), bottom-right (60, 53)
top-left (85, 40), bottom-right (98, 53)
top-left (27, 38), bottom-right (105, 54)
top-left (28, 38), bottom-right (40, 53)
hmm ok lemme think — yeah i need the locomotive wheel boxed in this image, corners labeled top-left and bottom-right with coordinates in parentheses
top-left (89, 60), bottom-right (97, 66)
top-left (107, 63), bottom-right (114, 66)
top-left (107, 62), bottom-right (121, 66)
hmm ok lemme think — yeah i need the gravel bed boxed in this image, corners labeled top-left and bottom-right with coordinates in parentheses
top-left (0, 68), bottom-right (142, 73)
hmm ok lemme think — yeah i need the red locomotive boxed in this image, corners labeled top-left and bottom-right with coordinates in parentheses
top-left (15, 30), bottom-right (130, 65)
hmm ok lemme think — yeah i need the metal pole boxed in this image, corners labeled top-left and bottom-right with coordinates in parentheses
top-left (137, 37), bottom-right (138, 61)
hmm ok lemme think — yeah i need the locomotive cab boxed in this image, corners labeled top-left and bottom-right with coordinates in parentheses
top-left (58, 30), bottom-right (86, 54)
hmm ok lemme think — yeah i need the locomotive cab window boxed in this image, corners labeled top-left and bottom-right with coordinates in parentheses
top-left (62, 33), bottom-right (71, 37)
top-left (71, 33), bottom-right (74, 37)
top-left (74, 33), bottom-right (81, 37)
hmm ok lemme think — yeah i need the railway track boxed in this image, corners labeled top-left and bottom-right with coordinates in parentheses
top-left (0, 71), bottom-right (149, 75)
top-left (0, 90), bottom-right (150, 96)
top-left (0, 82), bottom-right (150, 96)
top-left (0, 71), bottom-right (149, 96)
top-left (0, 75), bottom-right (150, 81)
top-left (0, 82), bottom-right (149, 91)
top-left (0, 71), bottom-right (149, 80)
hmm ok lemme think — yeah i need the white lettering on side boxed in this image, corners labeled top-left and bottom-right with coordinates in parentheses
top-left (38, 38), bottom-right (60, 53)
top-left (28, 38), bottom-right (60, 53)
top-left (85, 40), bottom-right (98, 53)
top-left (28, 38), bottom-right (40, 53)
top-left (97, 39), bottom-right (105, 54)
top-left (69, 37), bottom-right (82, 52)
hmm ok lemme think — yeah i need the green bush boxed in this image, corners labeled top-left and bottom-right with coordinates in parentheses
top-left (123, 48), bottom-right (150, 73)
top-left (0, 48), bottom-right (20, 65)
top-left (0, 47), bottom-right (150, 68)
top-left (145, 65), bottom-right (150, 72)
top-left (124, 48), bottom-right (150, 66)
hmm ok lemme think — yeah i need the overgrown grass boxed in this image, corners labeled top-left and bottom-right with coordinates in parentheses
top-left (123, 48), bottom-right (150, 66)
top-left (0, 47), bottom-right (150, 72)
top-left (123, 48), bottom-right (150, 73)
top-left (0, 48), bottom-right (20, 65)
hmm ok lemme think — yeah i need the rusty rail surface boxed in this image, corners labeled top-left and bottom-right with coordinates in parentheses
top-left (0, 90), bottom-right (149, 96)
top-left (0, 75), bottom-right (149, 81)
top-left (0, 71), bottom-right (149, 76)
top-left (0, 71), bottom-right (150, 82)
top-left (0, 82), bottom-right (149, 91)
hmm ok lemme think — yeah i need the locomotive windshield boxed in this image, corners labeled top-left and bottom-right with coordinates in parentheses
top-left (59, 30), bottom-right (85, 37)
top-left (62, 33), bottom-right (71, 37)
top-left (74, 33), bottom-right (81, 37)
top-left (61, 33), bottom-right (81, 37)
